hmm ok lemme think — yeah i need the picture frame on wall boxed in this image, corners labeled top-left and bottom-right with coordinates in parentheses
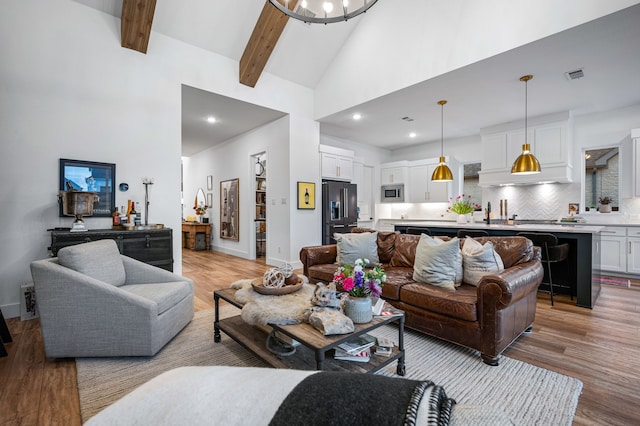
top-left (59, 158), bottom-right (115, 217)
top-left (207, 192), bottom-right (213, 208)
top-left (207, 175), bottom-right (213, 190)
top-left (220, 178), bottom-right (239, 241)
top-left (297, 182), bottom-right (315, 209)
top-left (568, 203), bottom-right (579, 215)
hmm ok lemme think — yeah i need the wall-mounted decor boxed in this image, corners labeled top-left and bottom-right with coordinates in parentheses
top-left (220, 178), bottom-right (239, 241)
top-left (568, 203), bottom-right (579, 215)
top-left (59, 159), bottom-right (115, 217)
top-left (207, 192), bottom-right (213, 209)
top-left (207, 175), bottom-right (213, 190)
top-left (297, 182), bottom-right (315, 209)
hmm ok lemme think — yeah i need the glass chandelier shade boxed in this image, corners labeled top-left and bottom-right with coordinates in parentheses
top-left (511, 75), bottom-right (541, 174)
top-left (431, 100), bottom-right (454, 182)
top-left (268, 0), bottom-right (379, 24)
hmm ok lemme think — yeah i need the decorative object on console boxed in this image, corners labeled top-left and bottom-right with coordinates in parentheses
top-left (59, 188), bottom-right (99, 232)
top-left (142, 177), bottom-right (154, 226)
top-left (431, 100), bottom-right (454, 182)
top-left (511, 75), bottom-right (541, 175)
top-left (59, 158), bottom-right (115, 217)
top-left (268, 0), bottom-right (379, 25)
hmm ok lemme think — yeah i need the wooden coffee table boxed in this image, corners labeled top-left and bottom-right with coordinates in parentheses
top-left (214, 288), bottom-right (406, 375)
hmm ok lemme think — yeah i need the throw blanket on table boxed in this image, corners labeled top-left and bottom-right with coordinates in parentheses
top-left (269, 372), bottom-right (456, 426)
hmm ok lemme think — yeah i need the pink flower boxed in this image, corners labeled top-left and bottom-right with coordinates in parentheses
top-left (341, 277), bottom-right (355, 291)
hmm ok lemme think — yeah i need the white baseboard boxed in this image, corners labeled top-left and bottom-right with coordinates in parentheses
top-left (1, 303), bottom-right (21, 319)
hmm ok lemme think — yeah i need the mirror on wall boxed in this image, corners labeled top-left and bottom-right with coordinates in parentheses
top-left (584, 147), bottom-right (619, 212)
top-left (195, 188), bottom-right (206, 209)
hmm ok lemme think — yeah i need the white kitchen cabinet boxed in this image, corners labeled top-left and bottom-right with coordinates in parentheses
top-left (479, 112), bottom-right (572, 186)
top-left (319, 145), bottom-right (354, 181)
top-left (381, 162), bottom-right (408, 185)
top-left (627, 227), bottom-right (640, 275)
top-left (352, 161), bottom-right (364, 201)
top-left (408, 161), bottom-right (450, 202)
top-left (634, 131), bottom-right (640, 197)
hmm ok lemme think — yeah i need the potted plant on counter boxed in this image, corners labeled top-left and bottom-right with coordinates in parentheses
top-left (447, 194), bottom-right (481, 224)
top-left (598, 196), bottom-right (613, 213)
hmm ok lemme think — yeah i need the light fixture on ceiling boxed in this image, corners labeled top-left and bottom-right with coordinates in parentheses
top-left (268, 0), bottom-right (379, 24)
top-left (352, 113), bottom-right (361, 120)
top-left (409, 132), bottom-right (417, 138)
top-left (431, 100), bottom-right (454, 182)
top-left (206, 116), bottom-right (216, 123)
top-left (511, 75), bottom-right (541, 175)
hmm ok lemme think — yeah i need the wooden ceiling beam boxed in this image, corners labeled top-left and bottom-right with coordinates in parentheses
top-left (121, 0), bottom-right (157, 54)
top-left (240, 1), bottom-right (298, 88)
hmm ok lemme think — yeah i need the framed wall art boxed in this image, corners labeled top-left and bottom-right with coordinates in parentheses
top-left (220, 178), bottom-right (239, 241)
top-left (297, 181), bottom-right (315, 209)
top-left (59, 158), bottom-right (115, 217)
top-left (207, 175), bottom-right (213, 190)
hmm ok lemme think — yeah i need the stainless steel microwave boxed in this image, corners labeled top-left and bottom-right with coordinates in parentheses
top-left (381, 184), bottom-right (404, 202)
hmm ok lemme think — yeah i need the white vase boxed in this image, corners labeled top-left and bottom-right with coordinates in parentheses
top-left (599, 204), bottom-right (612, 213)
top-left (344, 296), bottom-right (372, 324)
top-left (457, 214), bottom-right (468, 224)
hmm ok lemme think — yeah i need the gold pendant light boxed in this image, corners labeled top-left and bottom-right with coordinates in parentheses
top-left (431, 100), bottom-right (454, 181)
top-left (511, 75), bottom-right (541, 174)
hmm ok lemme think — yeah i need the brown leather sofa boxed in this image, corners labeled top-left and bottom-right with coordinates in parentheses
top-left (300, 231), bottom-right (544, 365)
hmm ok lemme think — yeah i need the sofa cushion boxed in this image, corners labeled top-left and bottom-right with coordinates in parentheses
top-left (334, 232), bottom-right (380, 266)
top-left (400, 282), bottom-right (478, 322)
top-left (475, 236), bottom-right (533, 268)
top-left (308, 264), bottom-right (339, 284)
top-left (412, 235), bottom-right (462, 290)
top-left (389, 234), bottom-right (421, 267)
top-left (380, 267), bottom-right (415, 300)
top-left (377, 231), bottom-right (399, 264)
top-left (461, 237), bottom-right (505, 285)
top-left (58, 240), bottom-right (126, 287)
top-left (121, 281), bottom-right (192, 315)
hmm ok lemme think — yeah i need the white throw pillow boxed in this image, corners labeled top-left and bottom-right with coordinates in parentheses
top-left (334, 232), bottom-right (379, 266)
top-left (461, 237), bottom-right (505, 285)
top-left (412, 235), bottom-right (462, 290)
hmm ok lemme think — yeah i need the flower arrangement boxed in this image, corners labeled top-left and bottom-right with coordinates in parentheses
top-left (332, 258), bottom-right (386, 298)
top-left (447, 194), bottom-right (481, 215)
top-left (598, 196), bottom-right (612, 205)
top-left (193, 204), bottom-right (208, 215)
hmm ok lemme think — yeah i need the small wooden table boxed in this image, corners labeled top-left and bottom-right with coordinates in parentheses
top-left (213, 288), bottom-right (406, 375)
top-left (181, 222), bottom-right (211, 250)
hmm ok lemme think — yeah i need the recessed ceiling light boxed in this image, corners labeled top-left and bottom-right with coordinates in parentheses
top-left (352, 113), bottom-right (362, 120)
top-left (206, 116), bottom-right (216, 123)
top-left (409, 132), bottom-right (417, 138)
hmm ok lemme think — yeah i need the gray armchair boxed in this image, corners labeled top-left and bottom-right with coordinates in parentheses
top-left (30, 240), bottom-right (194, 357)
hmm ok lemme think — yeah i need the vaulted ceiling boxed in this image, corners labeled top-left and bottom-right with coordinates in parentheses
top-left (74, 1), bottom-right (640, 156)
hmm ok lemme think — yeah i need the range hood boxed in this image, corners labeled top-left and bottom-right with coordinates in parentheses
top-left (478, 164), bottom-right (573, 187)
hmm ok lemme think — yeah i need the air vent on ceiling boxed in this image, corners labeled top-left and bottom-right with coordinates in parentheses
top-left (565, 68), bottom-right (585, 80)
top-left (401, 116), bottom-right (414, 122)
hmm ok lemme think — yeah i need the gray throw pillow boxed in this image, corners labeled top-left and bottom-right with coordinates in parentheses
top-left (412, 235), bottom-right (462, 290)
top-left (334, 232), bottom-right (380, 266)
top-left (58, 240), bottom-right (126, 286)
top-left (461, 237), bottom-right (505, 285)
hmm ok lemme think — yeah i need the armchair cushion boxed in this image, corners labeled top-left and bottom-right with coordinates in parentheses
top-left (334, 232), bottom-right (379, 266)
top-left (121, 282), bottom-right (193, 315)
top-left (58, 240), bottom-right (126, 287)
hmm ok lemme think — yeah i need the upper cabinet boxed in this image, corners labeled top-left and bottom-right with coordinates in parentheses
top-left (478, 112), bottom-right (573, 186)
top-left (319, 144), bottom-right (353, 181)
top-left (407, 159), bottom-right (452, 203)
top-left (380, 161), bottom-right (409, 185)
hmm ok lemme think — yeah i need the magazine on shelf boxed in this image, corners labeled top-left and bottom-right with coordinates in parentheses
top-left (375, 336), bottom-right (395, 357)
top-left (337, 334), bottom-right (376, 355)
top-left (334, 347), bottom-right (371, 362)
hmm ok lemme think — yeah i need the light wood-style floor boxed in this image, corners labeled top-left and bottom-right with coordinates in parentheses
top-left (1, 249), bottom-right (639, 425)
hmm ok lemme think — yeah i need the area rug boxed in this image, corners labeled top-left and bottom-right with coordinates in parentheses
top-left (77, 306), bottom-right (582, 425)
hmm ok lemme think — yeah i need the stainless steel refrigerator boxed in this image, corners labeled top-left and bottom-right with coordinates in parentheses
top-left (322, 180), bottom-right (358, 245)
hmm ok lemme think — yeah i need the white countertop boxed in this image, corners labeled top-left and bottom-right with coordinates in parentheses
top-left (391, 221), bottom-right (604, 234)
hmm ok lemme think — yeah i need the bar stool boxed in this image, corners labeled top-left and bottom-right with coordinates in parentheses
top-left (406, 227), bottom-right (431, 236)
top-left (456, 229), bottom-right (489, 238)
top-left (517, 232), bottom-right (570, 306)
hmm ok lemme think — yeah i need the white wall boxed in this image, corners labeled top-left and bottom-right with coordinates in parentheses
top-left (0, 0), bottom-right (315, 316)
top-left (315, 0), bottom-right (640, 118)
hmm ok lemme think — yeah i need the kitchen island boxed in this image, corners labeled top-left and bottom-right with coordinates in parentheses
top-left (393, 221), bottom-right (603, 309)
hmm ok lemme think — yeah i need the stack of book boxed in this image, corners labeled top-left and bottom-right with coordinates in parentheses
top-left (334, 334), bottom-right (376, 362)
top-left (374, 336), bottom-right (394, 357)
